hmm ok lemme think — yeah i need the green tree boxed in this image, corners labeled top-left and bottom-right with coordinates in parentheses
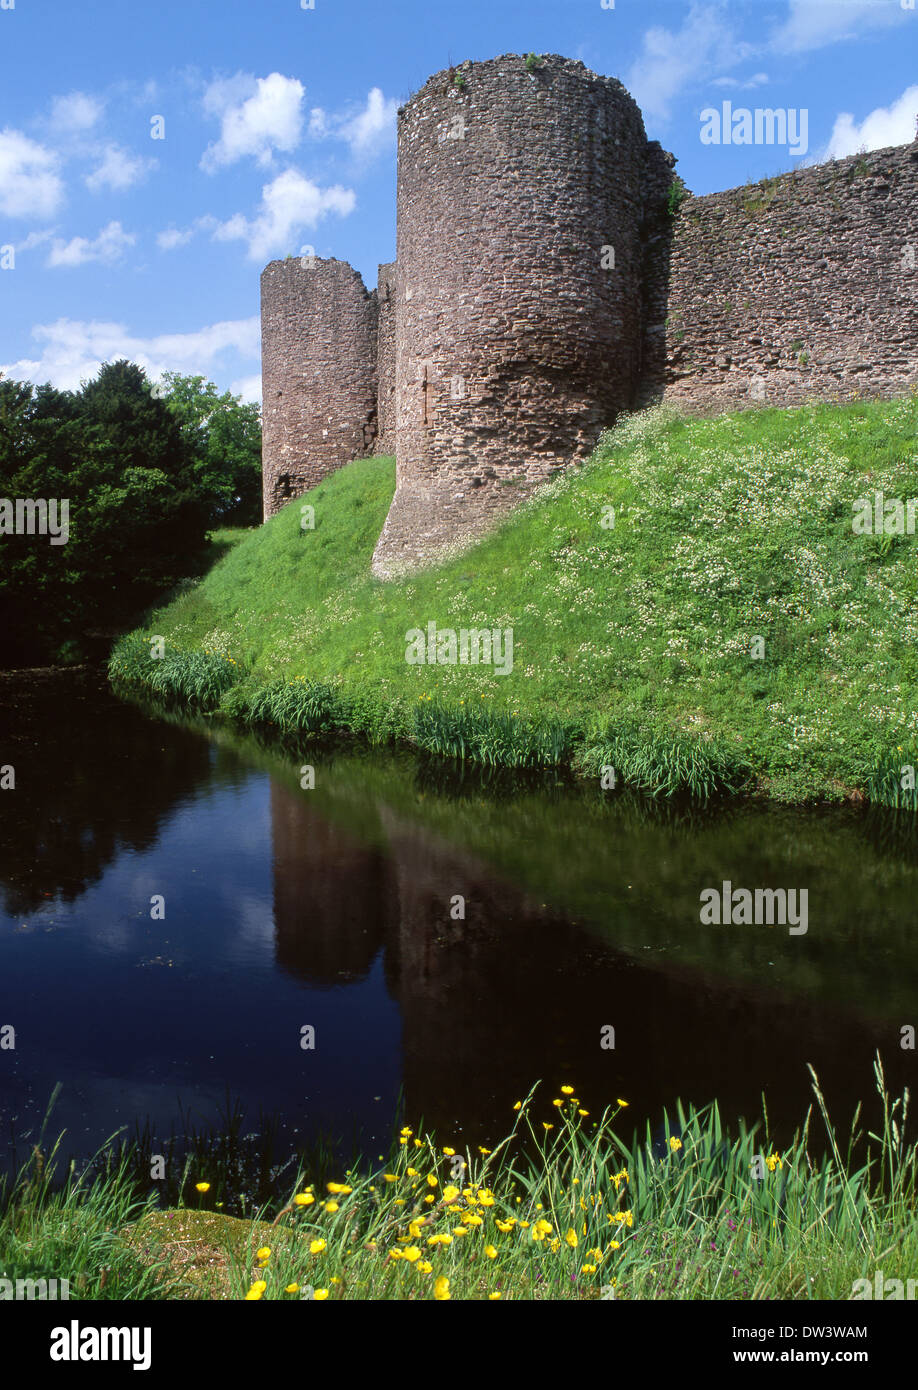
top-left (0, 361), bottom-right (209, 664)
top-left (158, 372), bottom-right (262, 525)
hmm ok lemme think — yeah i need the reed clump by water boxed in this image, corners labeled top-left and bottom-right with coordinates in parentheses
top-left (2, 1059), bottom-right (914, 1300)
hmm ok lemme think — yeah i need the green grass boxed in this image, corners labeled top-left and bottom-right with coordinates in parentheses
top-left (4, 1062), bottom-right (916, 1300)
top-left (111, 395), bottom-right (918, 802)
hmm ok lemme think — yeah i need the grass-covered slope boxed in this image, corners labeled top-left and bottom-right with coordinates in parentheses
top-left (112, 397), bottom-right (918, 802)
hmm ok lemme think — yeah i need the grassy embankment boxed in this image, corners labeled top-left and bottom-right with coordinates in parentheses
top-left (2, 1064), bottom-right (915, 1300)
top-left (110, 398), bottom-right (918, 804)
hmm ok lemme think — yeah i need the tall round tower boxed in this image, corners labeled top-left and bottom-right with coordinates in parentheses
top-left (371, 54), bottom-right (650, 576)
top-left (260, 256), bottom-right (378, 520)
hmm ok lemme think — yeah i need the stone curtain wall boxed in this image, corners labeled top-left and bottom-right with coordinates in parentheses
top-left (260, 257), bottom-right (379, 520)
top-left (659, 144), bottom-right (918, 412)
top-left (376, 262), bottom-right (398, 456)
top-left (371, 54), bottom-right (653, 579)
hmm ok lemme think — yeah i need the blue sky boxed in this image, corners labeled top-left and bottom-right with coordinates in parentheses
top-left (1, 0), bottom-right (915, 403)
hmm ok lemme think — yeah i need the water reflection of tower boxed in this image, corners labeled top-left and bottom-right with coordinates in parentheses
top-left (270, 782), bottom-right (396, 986)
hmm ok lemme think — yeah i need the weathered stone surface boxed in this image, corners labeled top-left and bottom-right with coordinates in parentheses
top-left (657, 144), bottom-right (918, 413)
top-left (260, 256), bottom-right (378, 520)
top-left (373, 54), bottom-right (655, 578)
top-left (375, 261), bottom-right (397, 456)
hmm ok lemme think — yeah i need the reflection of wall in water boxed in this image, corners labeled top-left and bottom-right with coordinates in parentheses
top-left (372, 805), bottom-right (911, 1151)
top-left (270, 783), bottom-right (396, 987)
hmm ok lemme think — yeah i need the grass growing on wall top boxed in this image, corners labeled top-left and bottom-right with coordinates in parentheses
top-left (113, 395), bottom-right (918, 803)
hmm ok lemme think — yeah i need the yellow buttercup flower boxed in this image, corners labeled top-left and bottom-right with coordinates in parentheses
top-left (427, 1234), bottom-right (452, 1246)
top-left (327, 1182), bottom-right (353, 1194)
top-left (427, 1174), bottom-right (438, 1187)
top-left (465, 1214), bottom-right (483, 1227)
top-left (513, 1101), bottom-right (522, 1110)
top-left (285, 1283), bottom-right (300, 1294)
top-left (407, 1167), bottom-right (419, 1177)
top-left (565, 1228), bottom-right (578, 1248)
top-left (561, 1085), bottom-right (574, 1095)
top-left (383, 1174), bottom-right (398, 1183)
top-left (404, 1246), bottom-right (421, 1262)
top-left (325, 1201), bottom-right (339, 1213)
top-left (489, 1291), bottom-right (502, 1300)
top-left (442, 1184), bottom-right (460, 1202)
top-left (195, 1182), bottom-right (210, 1193)
top-left (484, 1244), bottom-right (498, 1259)
top-left (443, 1146), bottom-right (456, 1156)
top-left (309, 1239), bottom-right (326, 1255)
top-left (453, 1225), bottom-right (469, 1236)
top-left (434, 1277), bottom-right (451, 1301)
top-left (617, 1099), bottom-right (629, 1108)
top-left (400, 1127), bottom-right (412, 1137)
top-left (669, 1136), bottom-right (682, 1152)
top-left (531, 1219), bottom-right (553, 1241)
top-left (578, 1109), bottom-right (589, 1117)
top-left (417, 1260), bottom-right (433, 1273)
top-left (245, 1281), bottom-right (267, 1300)
top-left (294, 1192), bottom-right (315, 1206)
top-left (256, 1247), bottom-right (271, 1261)
top-left (314, 1289), bottom-right (329, 1300)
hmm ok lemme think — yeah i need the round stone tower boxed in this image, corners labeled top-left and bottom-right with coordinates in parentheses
top-left (260, 256), bottom-right (378, 520)
top-left (371, 54), bottom-right (651, 577)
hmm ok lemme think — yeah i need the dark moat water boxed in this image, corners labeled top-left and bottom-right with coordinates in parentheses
top-left (1, 667), bottom-right (916, 1182)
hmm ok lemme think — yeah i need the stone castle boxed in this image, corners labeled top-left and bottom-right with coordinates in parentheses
top-left (260, 53), bottom-right (918, 575)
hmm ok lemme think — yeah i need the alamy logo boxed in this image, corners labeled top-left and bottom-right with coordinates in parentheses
top-left (700, 102), bottom-right (809, 157)
top-left (405, 622), bottom-right (514, 675)
top-left (700, 881), bottom-right (808, 935)
top-left (0, 1276), bottom-right (69, 1300)
top-left (852, 491), bottom-right (917, 535)
top-left (852, 1270), bottom-right (918, 1299)
top-left (50, 1321), bottom-right (151, 1371)
top-left (0, 497), bottom-right (70, 545)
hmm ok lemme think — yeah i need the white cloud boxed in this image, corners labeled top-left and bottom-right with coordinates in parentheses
top-left (156, 226), bottom-right (195, 251)
top-left (823, 84), bottom-right (918, 158)
top-left (230, 373), bottom-right (262, 404)
top-left (772, 0), bottom-right (908, 54)
top-left (213, 168), bottom-right (355, 261)
top-left (338, 88), bottom-right (398, 155)
top-left (308, 107), bottom-right (328, 138)
top-left (155, 215), bottom-right (217, 251)
top-left (626, 2), bottom-right (755, 124)
top-left (50, 91), bottom-right (105, 133)
top-left (201, 72), bottom-right (305, 171)
top-left (307, 88), bottom-right (398, 156)
top-left (85, 144), bottom-right (155, 192)
top-left (1, 315), bottom-right (261, 393)
top-left (46, 220), bottom-right (136, 268)
top-left (0, 129), bottom-right (65, 218)
top-left (711, 72), bottom-right (770, 90)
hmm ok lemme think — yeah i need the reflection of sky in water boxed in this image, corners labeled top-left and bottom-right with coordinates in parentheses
top-left (1, 672), bottom-right (917, 1174)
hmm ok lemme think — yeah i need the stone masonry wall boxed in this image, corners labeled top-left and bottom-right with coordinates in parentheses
top-left (260, 256), bottom-right (379, 520)
top-left (658, 143), bottom-right (918, 412)
top-left (376, 261), bottom-right (397, 456)
top-left (371, 54), bottom-right (655, 578)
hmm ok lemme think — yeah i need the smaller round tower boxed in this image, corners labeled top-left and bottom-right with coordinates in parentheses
top-left (260, 256), bottom-right (379, 520)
